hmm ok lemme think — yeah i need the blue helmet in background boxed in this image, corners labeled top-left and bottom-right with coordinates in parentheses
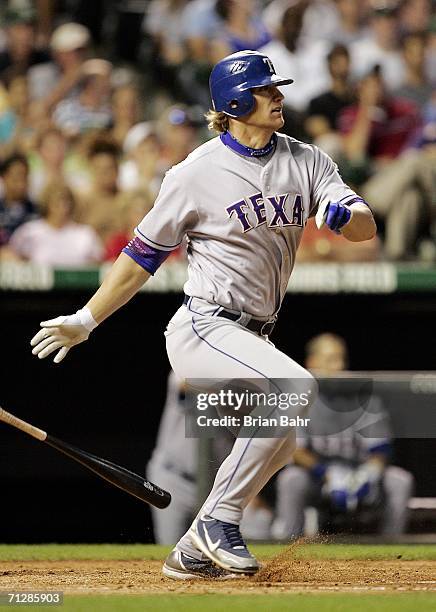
top-left (209, 50), bottom-right (294, 118)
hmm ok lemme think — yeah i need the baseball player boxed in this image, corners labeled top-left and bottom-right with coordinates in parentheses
top-left (30, 50), bottom-right (376, 579)
top-left (147, 371), bottom-right (198, 545)
top-left (271, 334), bottom-right (414, 540)
top-left (147, 370), bottom-right (233, 545)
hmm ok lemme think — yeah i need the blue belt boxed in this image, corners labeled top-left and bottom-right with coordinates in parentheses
top-left (183, 294), bottom-right (276, 336)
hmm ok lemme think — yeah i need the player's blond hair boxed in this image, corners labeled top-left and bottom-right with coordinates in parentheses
top-left (205, 109), bottom-right (229, 134)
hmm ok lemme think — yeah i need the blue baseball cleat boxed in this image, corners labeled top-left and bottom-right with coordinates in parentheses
top-left (162, 548), bottom-right (237, 580)
top-left (190, 514), bottom-right (259, 574)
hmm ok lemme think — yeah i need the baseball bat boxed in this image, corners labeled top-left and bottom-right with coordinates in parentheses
top-left (0, 406), bottom-right (171, 509)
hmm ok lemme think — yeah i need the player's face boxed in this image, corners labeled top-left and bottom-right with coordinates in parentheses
top-left (307, 340), bottom-right (347, 374)
top-left (246, 85), bottom-right (285, 131)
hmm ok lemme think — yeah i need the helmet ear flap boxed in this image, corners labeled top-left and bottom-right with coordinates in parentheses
top-left (223, 89), bottom-right (254, 118)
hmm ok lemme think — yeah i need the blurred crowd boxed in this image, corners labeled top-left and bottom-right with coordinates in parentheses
top-left (0, 0), bottom-right (435, 267)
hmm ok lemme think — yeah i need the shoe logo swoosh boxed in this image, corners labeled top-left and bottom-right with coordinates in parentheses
top-left (204, 526), bottom-right (221, 552)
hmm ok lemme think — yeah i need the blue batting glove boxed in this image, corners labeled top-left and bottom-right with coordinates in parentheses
top-left (324, 201), bottom-right (352, 233)
top-left (330, 489), bottom-right (349, 512)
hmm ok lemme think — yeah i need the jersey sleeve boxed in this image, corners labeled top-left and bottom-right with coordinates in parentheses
top-left (134, 171), bottom-right (199, 250)
top-left (309, 146), bottom-right (367, 217)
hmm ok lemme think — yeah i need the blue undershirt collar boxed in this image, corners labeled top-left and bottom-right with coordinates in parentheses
top-left (220, 130), bottom-right (277, 157)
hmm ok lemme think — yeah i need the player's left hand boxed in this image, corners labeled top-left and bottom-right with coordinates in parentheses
top-left (316, 201), bottom-right (352, 234)
top-left (30, 307), bottom-right (98, 363)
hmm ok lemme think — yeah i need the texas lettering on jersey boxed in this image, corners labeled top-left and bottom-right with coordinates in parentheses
top-left (226, 192), bottom-right (304, 232)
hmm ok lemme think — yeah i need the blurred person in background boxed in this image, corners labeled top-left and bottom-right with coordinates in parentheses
top-left (394, 32), bottom-right (434, 110)
top-left (210, 0), bottom-right (272, 63)
top-left (350, 1), bottom-right (405, 91)
top-left (109, 84), bottom-right (141, 148)
top-left (52, 58), bottom-right (113, 136)
top-left (0, 74), bottom-right (42, 156)
top-left (28, 126), bottom-right (67, 199)
top-left (426, 16), bottom-right (436, 84)
top-left (178, 0), bottom-right (224, 107)
top-left (27, 22), bottom-right (91, 110)
top-left (305, 44), bottom-right (354, 160)
top-left (145, 0), bottom-right (190, 97)
top-left (181, 0), bottom-right (223, 62)
top-left (156, 105), bottom-right (200, 170)
top-left (271, 333), bottom-right (414, 540)
top-left (263, 0), bottom-right (339, 48)
top-left (339, 66), bottom-right (425, 259)
top-left (147, 371), bottom-right (233, 545)
top-left (260, 2), bottom-right (330, 113)
top-left (119, 122), bottom-right (162, 197)
top-left (0, 152), bottom-right (36, 249)
top-left (76, 138), bottom-right (122, 241)
top-left (296, 217), bottom-right (381, 262)
top-left (408, 94), bottom-right (436, 259)
top-left (5, 180), bottom-right (103, 266)
top-left (398, 0), bottom-right (432, 36)
top-left (105, 189), bottom-right (153, 261)
top-left (327, 0), bottom-right (370, 46)
top-left (0, 5), bottom-right (49, 84)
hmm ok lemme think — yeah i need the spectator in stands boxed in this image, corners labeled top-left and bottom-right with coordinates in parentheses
top-left (427, 16), bottom-right (436, 84)
top-left (27, 22), bottom-right (90, 110)
top-left (350, 2), bottom-right (405, 91)
top-left (339, 67), bottom-right (424, 259)
top-left (296, 217), bottom-right (381, 262)
top-left (271, 333), bottom-right (414, 540)
top-left (0, 6), bottom-right (49, 84)
top-left (263, 0), bottom-right (338, 47)
top-left (181, 0), bottom-right (223, 61)
top-left (0, 153), bottom-right (36, 249)
top-left (6, 180), bottom-right (103, 266)
top-left (344, 63), bottom-right (414, 140)
top-left (260, 2), bottom-right (330, 112)
top-left (173, 0), bottom-right (223, 107)
top-left (29, 127), bottom-right (67, 199)
top-left (157, 105), bottom-right (200, 170)
top-left (110, 84), bottom-right (141, 148)
top-left (76, 138), bottom-right (122, 241)
top-left (394, 32), bottom-right (433, 110)
top-left (52, 59), bottom-right (113, 136)
top-left (210, 0), bottom-right (272, 63)
top-left (119, 122), bottom-right (162, 196)
top-left (399, 0), bottom-right (432, 36)
top-left (305, 44), bottom-right (354, 159)
top-left (0, 75), bottom-right (39, 156)
top-left (105, 189), bottom-right (153, 261)
top-left (328, 0), bottom-right (370, 47)
top-left (144, 0), bottom-right (190, 98)
top-left (145, 0), bottom-right (189, 67)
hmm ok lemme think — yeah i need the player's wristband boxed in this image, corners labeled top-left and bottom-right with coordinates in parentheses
top-left (76, 307), bottom-right (98, 332)
top-left (311, 463), bottom-right (327, 480)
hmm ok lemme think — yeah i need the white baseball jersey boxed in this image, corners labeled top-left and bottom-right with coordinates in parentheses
top-left (296, 394), bottom-right (392, 463)
top-left (135, 133), bottom-right (362, 318)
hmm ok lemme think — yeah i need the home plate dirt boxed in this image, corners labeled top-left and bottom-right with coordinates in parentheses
top-left (1, 556), bottom-right (435, 595)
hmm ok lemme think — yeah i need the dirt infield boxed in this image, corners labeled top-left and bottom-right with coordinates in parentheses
top-left (1, 555), bottom-right (435, 595)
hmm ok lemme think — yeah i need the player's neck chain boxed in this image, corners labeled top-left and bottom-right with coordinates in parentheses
top-left (220, 131), bottom-right (277, 157)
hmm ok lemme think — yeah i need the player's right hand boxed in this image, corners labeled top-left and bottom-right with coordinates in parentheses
top-left (30, 307), bottom-right (97, 364)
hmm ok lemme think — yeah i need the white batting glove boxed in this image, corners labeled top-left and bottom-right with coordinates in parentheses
top-left (30, 307), bottom-right (98, 363)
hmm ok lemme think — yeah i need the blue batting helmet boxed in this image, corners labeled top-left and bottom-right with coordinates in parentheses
top-left (209, 50), bottom-right (294, 118)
